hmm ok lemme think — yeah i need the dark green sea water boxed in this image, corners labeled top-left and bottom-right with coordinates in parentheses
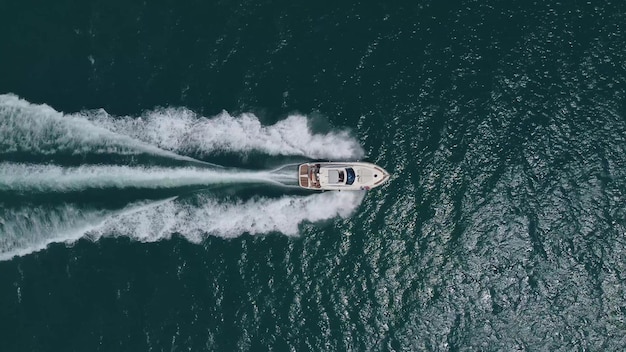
top-left (2, 1), bottom-right (626, 351)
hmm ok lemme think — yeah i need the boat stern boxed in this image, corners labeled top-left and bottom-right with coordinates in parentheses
top-left (298, 163), bottom-right (321, 189)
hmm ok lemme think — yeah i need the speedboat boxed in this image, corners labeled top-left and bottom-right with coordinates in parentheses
top-left (298, 162), bottom-right (390, 191)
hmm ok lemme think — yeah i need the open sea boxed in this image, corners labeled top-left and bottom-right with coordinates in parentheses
top-left (1, 1), bottom-right (626, 351)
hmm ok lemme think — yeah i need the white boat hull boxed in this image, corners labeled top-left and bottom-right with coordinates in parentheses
top-left (298, 162), bottom-right (390, 191)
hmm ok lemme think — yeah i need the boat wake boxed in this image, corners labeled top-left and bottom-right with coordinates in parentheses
top-left (0, 191), bottom-right (365, 261)
top-left (79, 106), bottom-right (365, 160)
top-left (0, 94), bottom-right (366, 261)
top-left (0, 93), bottom-right (364, 160)
top-left (0, 163), bottom-right (297, 192)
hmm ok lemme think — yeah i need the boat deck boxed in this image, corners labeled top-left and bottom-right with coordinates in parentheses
top-left (299, 164), bottom-right (321, 189)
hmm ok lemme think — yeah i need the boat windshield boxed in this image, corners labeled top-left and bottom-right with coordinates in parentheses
top-left (346, 168), bottom-right (355, 185)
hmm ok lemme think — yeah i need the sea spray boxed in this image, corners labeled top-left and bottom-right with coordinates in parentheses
top-left (1, 94), bottom-right (364, 160)
top-left (0, 94), bottom-right (213, 165)
top-left (90, 191), bottom-right (365, 240)
top-left (0, 192), bottom-right (365, 260)
top-left (0, 198), bottom-right (176, 261)
top-left (79, 107), bottom-right (365, 159)
top-left (0, 163), bottom-right (296, 192)
top-left (0, 94), bottom-right (368, 260)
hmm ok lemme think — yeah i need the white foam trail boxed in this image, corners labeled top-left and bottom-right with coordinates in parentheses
top-left (1, 93), bottom-right (364, 160)
top-left (0, 94), bottom-right (209, 164)
top-left (0, 163), bottom-right (294, 192)
top-left (90, 191), bottom-right (365, 241)
top-left (0, 198), bottom-right (175, 261)
top-left (0, 192), bottom-right (365, 260)
top-left (80, 107), bottom-right (365, 159)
